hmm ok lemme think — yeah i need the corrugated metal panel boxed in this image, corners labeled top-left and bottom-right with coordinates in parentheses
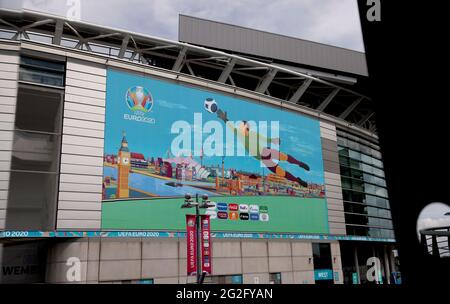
top-left (179, 15), bottom-right (368, 76)
top-left (57, 57), bottom-right (106, 230)
top-left (0, 50), bottom-right (18, 230)
top-left (320, 123), bottom-right (347, 235)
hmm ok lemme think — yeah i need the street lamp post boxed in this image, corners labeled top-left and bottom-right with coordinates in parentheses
top-left (181, 193), bottom-right (214, 284)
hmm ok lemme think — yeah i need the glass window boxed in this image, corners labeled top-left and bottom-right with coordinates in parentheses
top-left (338, 146), bottom-right (349, 157)
top-left (344, 203), bottom-right (367, 214)
top-left (0, 241), bottom-right (49, 283)
top-left (61, 38), bottom-right (78, 48)
top-left (204, 275), bottom-right (243, 284)
top-left (312, 243), bottom-right (333, 270)
top-left (19, 56), bottom-right (65, 87)
top-left (269, 273), bottom-right (282, 284)
top-left (372, 167), bottom-right (385, 178)
top-left (11, 131), bottom-right (61, 172)
top-left (15, 86), bottom-right (63, 133)
top-left (365, 195), bottom-right (389, 209)
top-left (5, 83), bottom-right (64, 231)
top-left (339, 156), bottom-right (350, 167)
top-left (5, 171), bottom-right (58, 230)
top-left (345, 225), bottom-right (395, 239)
top-left (372, 150), bottom-right (382, 160)
top-left (372, 157), bottom-right (383, 169)
top-left (363, 173), bottom-right (386, 187)
top-left (0, 29), bottom-right (15, 40)
top-left (361, 153), bottom-right (372, 165)
top-left (359, 145), bottom-right (372, 156)
top-left (341, 177), bottom-right (351, 189)
top-left (337, 137), bottom-right (347, 147)
top-left (338, 132), bottom-right (393, 238)
top-left (19, 67), bottom-right (64, 87)
top-left (27, 33), bottom-right (53, 44)
top-left (347, 140), bottom-right (359, 151)
top-left (89, 43), bottom-right (111, 56)
top-left (21, 56), bottom-right (65, 72)
top-left (349, 150), bottom-right (361, 161)
top-left (350, 168), bottom-right (364, 180)
top-left (345, 213), bottom-right (369, 226)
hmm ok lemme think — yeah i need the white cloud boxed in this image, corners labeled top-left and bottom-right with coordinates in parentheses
top-left (417, 217), bottom-right (450, 232)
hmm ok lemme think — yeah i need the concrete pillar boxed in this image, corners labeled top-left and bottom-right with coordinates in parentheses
top-left (383, 245), bottom-right (391, 284)
top-left (354, 247), bottom-right (360, 284)
top-left (389, 246), bottom-right (396, 275)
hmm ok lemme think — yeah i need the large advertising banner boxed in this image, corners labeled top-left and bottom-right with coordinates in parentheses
top-left (101, 69), bottom-right (329, 234)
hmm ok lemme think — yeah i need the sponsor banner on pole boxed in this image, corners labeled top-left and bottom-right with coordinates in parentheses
top-left (186, 214), bottom-right (197, 276)
top-left (200, 215), bottom-right (212, 275)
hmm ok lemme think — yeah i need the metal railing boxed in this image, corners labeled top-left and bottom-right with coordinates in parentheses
top-left (420, 226), bottom-right (450, 258)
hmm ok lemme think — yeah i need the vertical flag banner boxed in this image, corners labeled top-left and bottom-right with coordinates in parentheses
top-left (200, 214), bottom-right (212, 274)
top-left (186, 214), bottom-right (197, 276)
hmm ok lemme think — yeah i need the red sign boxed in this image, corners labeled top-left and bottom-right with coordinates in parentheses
top-left (186, 214), bottom-right (197, 276)
top-left (200, 215), bottom-right (212, 275)
top-left (228, 203), bottom-right (238, 211)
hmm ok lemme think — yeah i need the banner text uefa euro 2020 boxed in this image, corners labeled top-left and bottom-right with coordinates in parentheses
top-left (101, 69), bottom-right (329, 234)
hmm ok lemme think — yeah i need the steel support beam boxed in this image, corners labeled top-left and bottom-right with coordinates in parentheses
top-left (84, 32), bottom-right (121, 42)
top-left (218, 58), bottom-right (236, 83)
top-left (4, 19), bottom-right (54, 40)
top-left (357, 111), bottom-right (374, 126)
top-left (234, 67), bottom-right (268, 71)
top-left (141, 45), bottom-right (177, 52)
top-left (0, 18), bottom-right (18, 30)
top-left (0, 18), bottom-right (20, 40)
top-left (432, 236), bottom-right (440, 257)
top-left (118, 34), bottom-right (130, 58)
top-left (256, 68), bottom-right (277, 93)
top-left (339, 96), bottom-right (364, 119)
top-left (172, 47), bottom-right (187, 72)
top-left (84, 42), bottom-right (92, 52)
top-left (317, 88), bottom-right (340, 112)
top-left (289, 78), bottom-right (312, 103)
top-left (53, 19), bottom-right (64, 45)
top-left (21, 19), bottom-right (54, 30)
top-left (186, 56), bottom-right (227, 63)
top-left (186, 63), bottom-right (195, 76)
top-left (228, 75), bottom-right (236, 86)
top-left (64, 22), bottom-right (83, 40)
top-left (0, 9), bottom-right (378, 134)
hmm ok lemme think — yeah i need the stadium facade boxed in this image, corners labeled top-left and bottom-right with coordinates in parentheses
top-left (0, 10), bottom-right (400, 284)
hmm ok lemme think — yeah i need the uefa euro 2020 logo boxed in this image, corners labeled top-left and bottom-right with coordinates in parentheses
top-left (126, 86), bottom-right (153, 113)
top-left (187, 218), bottom-right (195, 227)
top-left (124, 86), bottom-right (156, 124)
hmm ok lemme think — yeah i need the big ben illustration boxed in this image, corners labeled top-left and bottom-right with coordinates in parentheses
top-left (116, 132), bottom-right (131, 198)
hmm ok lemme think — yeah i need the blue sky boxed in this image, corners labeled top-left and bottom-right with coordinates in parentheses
top-left (105, 69), bottom-right (325, 184)
top-left (4, 0), bottom-right (364, 52)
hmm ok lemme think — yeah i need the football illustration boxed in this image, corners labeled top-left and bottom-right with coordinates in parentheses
top-left (204, 97), bottom-right (218, 113)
